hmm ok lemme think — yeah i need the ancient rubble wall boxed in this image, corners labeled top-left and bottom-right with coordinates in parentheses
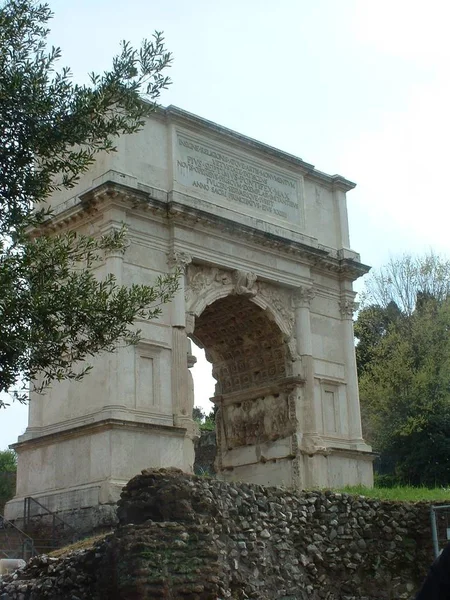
top-left (0, 469), bottom-right (436, 599)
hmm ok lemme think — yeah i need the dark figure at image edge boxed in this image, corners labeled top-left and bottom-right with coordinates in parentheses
top-left (416, 543), bottom-right (450, 599)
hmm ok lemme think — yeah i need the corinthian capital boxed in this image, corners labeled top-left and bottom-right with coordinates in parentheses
top-left (293, 285), bottom-right (315, 309)
top-left (339, 298), bottom-right (359, 319)
top-left (167, 250), bottom-right (192, 271)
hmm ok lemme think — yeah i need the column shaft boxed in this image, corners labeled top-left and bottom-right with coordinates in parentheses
top-left (340, 303), bottom-right (363, 441)
top-left (294, 286), bottom-right (317, 439)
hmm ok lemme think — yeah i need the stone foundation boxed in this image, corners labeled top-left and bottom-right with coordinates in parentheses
top-left (0, 469), bottom-right (435, 599)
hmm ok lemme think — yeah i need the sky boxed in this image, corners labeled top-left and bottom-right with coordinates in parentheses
top-left (2, 0), bottom-right (450, 447)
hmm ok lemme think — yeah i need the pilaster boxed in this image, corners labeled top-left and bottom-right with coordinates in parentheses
top-left (167, 250), bottom-right (192, 327)
top-left (293, 285), bottom-right (324, 459)
top-left (167, 251), bottom-right (195, 437)
top-left (339, 296), bottom-right (364, 444)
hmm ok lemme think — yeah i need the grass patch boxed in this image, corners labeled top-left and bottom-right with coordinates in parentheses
top-left (335, 485), bottom-right (450, 503)
top-left (48, 532), bottom-right (111, 558)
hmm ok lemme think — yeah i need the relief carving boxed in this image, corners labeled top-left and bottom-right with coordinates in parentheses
top-left (339, 298), bottom-right (359, 319)
top-left (222, 393), bottom-right (295, 449)
top-left (185, 264), bottom-right (232, 307)
top-left (232, 270), bottom-right (257, 296)
top-left (186, 265), bottom-right (294, 339)
top-left (291, 455), bottom-right (301, 488)
top-left (215, 270), bottom-right (233, 286)
top-left (293, 285), bottom-right (315, 309)
top-left (299, 436), bottom-right (330, 456)
top-left (185, 312), bottom-right (195, 335)
top-left (288, 389), bottom-right (299, 426)
top-left (257, 281), bottom-right (295, 334)
top-left (285, 335), bottom-right (299, 362)
top-left (289, 433), bottom-right (302, 488)
top-left (167, 250), bottom-right (192, 271)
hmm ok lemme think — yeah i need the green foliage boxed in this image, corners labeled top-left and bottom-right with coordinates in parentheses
top-left (0, 450), bottom-right (16, 472)
top-left (356, 253), bottom-right (450, 486)
top-left (0, 450), bottom-right (17, 510)
top-left (373, 473), bottom-right (399, 489)
top-left (0, 0), bottom-right (172, 232)
top-left (0, 1), bottom-right (178, 404)
top-left (192, 405), bottom-right (216, 431)
top-left (200, 416), bottom-right (216, 431)
top-left (195, 467), bottom-right (213, 478)
top-left (2, 228), bottom-right (180, 399)
top-left (337, 484), bottom-right (450, 503)
top-left (354, 302), bottom-right (402, 374)
top-left (192, 406), bottom-right (205, 424)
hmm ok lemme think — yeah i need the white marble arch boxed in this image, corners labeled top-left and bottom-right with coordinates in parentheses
top-left (5, 106), bottom-right (374, 526)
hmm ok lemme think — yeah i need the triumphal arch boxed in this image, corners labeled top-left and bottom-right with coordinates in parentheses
top-left (6, 106), bottom-right (373, 521)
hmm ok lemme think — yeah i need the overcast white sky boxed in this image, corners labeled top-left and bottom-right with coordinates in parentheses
top-left (2, 0), bottom-right (450, 447)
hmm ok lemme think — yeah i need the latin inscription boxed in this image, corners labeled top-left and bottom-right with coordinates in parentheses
top-left (176, 132), bottom-right (301, 222)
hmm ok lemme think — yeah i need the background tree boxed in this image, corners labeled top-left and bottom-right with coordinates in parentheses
top-left (192, 406), bottom-right (216, 431)
top-left (192, 406), bottom-right (206, 424)
top-left (354, 301), bottom-right (402, 375)
top-left (356, 253), bottom-right (450, 486)
top-left (0, 450), bottom-right (16, 512)
top-left (360, 252), bottom-right (450, 316)
top-left (0, 0), bottom-right (178, 405)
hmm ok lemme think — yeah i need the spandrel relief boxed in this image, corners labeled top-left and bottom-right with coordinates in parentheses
top-left (185, 264), bottom-right (294, 338)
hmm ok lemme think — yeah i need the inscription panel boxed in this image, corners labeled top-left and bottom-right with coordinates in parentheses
top-left (175, 131), bottom-right (302, 223)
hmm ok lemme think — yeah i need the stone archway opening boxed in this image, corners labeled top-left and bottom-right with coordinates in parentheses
top-left (190, 342), bottom-right (215, 417)
top-left (189, 341), bottom-right (216, 476)
top-left (192, 295), bottom-right (287, 396)
top-left (189, 293), bottom-right (301, 486)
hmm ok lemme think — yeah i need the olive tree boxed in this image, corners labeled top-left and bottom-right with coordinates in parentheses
top-left (0, 1), bottom-right (179, 404)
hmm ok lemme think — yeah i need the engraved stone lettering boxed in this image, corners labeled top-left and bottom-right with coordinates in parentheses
top-left (176, 132), bottom-right (301, 222)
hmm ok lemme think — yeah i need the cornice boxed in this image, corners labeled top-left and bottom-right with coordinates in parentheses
top-left (42, 181), bottom-right (369, 282)
top-left (12, 418), bottom-right (186, 450)
top-left (326, 446), bottom-right (378, 461)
